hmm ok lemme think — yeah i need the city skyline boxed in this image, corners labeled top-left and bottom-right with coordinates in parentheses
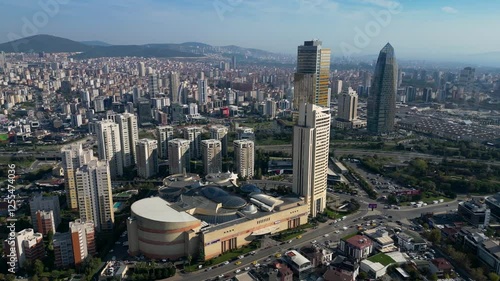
top-left (1, 0), bottom-right (499, 60)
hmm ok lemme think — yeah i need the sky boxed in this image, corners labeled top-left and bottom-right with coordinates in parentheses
top-left (0, 0), bottom-right (499, 59)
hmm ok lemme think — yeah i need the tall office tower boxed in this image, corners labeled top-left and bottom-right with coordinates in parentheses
top-left (183, 127), bottom-right (202, 159)
top-left (338, 87), bottom-right (358, 121)
top-left (75, 160), bottom-right (114, 232)
top-left (423, 88), bottom-right (433, 102)
top-left (265, 99), bottom-right (277, 119)
top-left (70, 219), bottom-right (96, 266)
top-left (199, 71), bottom-right (205, 80)
top-left (367, 43), bottom-right (398, 134)
top-left (233, 139), bottom-right (255, 179)
top-left (231, 55), bottom-right (237, 69)
top-left (137, 99), bottom-right (152, 126)
top-left (334, 79), bottom-right (343, 95)
top-left (35, 210), bottom-right (56, 235)
top-left (168, 139), bottom-right (191, 174)
top-left (138, 62), bottom-right (146, 77)
top-left (13, 229), bottom-right (44, 269)
top-left (0, 51), bottom-right (5, 67)
top-left (210, 125), bottom-right (228, 157)
top-left (363, 71), bottom-right (372, 88)
top-left (202, 139), bottom-right (222, 174)
top-left (53, 232), bottom-right (74, 268)
top-left (148, 74), bottom-right (160, 96)
top-left (292, 40), bottom-right (331, 110)
top-left (136, 139), bottom-right (158, 179)
top-left (197, 79), bottom-right (208, 104)
top-left (95, 120), bottom-right (123, 178)
top-left (459, 67), bottom-right (475, 84)
top-left (170, 72), bottom-right (180, 104)
top-left (61, 144), bottom-right (94, 209)
top-left (115, 113), bottom-right (139, 167)
top-left (157, 126), bottom-right (174, 159)
top-left (406, 86), bottom-right (416, 102)
top-left (189, 103), bottom-right (198, 115)
top-left (433, 71), bottom-right (442, 89)
top-left (292, 103), bottom-right (331, 217)
top-left (29, 193), bottom-right (61, 231)
top-left (81, 91), bottom-right (91, 108)
top-left (397, 69), bottom-right (403, 88)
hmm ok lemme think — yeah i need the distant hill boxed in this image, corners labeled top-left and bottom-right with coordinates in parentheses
top-left (0, 34), bottom-right (293, 63)
top-left (73, 45), bottom-right (203, 59)
top-left (0, 34), bottom-right (90, 53)
top-left (80, 40), bottom-right (112, 47)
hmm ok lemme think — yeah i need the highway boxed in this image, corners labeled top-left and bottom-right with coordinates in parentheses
top-left (255, 145), bottom-right (500, 166)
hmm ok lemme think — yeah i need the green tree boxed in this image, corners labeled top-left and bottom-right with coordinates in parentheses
top-left (358, 272), bottom-right (368, 279)
top-left (430, 273), bottom-right (438, 281)
top-left (40, 277), bottom-right (49, 281)
top-left (187, 255), bottom-right (192, 266)
top-left (428, 229), bottom-right (442, 244)
top-left (489, 272), bottom-right (500, 281)
top-left (29, 275), bottom-right (39, 281)
top-left (34, 259), bottom-right (44, 276)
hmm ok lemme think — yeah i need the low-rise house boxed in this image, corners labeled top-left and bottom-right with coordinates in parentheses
top-left (395, 231), bottom-right (427, 252)
top-left (430, 258), bottom-right (453, 278)
top-left (339, 235), bottom-right (373, 261)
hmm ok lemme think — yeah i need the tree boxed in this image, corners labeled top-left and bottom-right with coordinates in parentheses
top-left (29, 275), bottom-right (39, 281)
top-left (428, 229), bottom-right (441, 244)
top-left (40, 277), bottom-right (49, 281)
top-left (430, 273), bottom-right (438, 281)
top-left (187, 255), bottom-right (192, 266)
top-left (489, 272), bottom-right (500, 281)
top-left (358, 272), bottom-right (368, 279)
top-left (34, 259), bottom-right (44, 276)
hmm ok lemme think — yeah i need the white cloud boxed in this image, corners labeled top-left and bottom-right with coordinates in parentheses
top-left (441, 6), bottom-right (458, 14)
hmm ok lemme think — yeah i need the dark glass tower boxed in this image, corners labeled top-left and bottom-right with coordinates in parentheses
top-left (367, 43), bottom-right (398, 134)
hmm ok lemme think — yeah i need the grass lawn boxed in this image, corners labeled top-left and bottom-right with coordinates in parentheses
top-left (325, 208), bottom-right (345, 220)
top-left (274, 230), bottom-right (306, 242)
top-left (368, 253), bottom-right (396, 266)
top-left (204, 242), bottom-right (259, 266)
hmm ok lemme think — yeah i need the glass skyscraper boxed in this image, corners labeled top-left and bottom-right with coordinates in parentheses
top-left (367, 43), bottom-right (398, 134)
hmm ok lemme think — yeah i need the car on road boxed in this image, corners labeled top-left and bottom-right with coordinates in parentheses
top-left (324, 234), bottom-right (329, 237)
top-left (275, 253), bottom-right (282, 258)
top-left (235, 269), bottom-right (241, 274)
top-left (235, 261), bottom-right (241, 265)
top-left (311, 240), bottom-right (317, 244)
top-left (223, 261), bottom-right (229, 265)
top-left (244, 267), bottom-right (250, 271)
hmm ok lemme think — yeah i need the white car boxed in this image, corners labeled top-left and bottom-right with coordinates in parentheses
top-left (235, 269), bottom-right (241, 274)
top-left (324, 234), bottom-right (329, 237)
top-left (311, 240), bottom-right (317, 244)
top-left (244, 267), bottom-right (250, 271)
top-left (223, 261), bottom-right (229, 265)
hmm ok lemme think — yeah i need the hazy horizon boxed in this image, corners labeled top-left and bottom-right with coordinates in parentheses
top-left (1, 0), bottom-right (499, 60)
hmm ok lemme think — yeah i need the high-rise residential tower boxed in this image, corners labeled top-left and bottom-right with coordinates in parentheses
top-left (75, 160), bottom-right (114, 232)
top-left (157, 126), bottom-right (174, 159)
top-left (170, 72), bottom-right (180, 104)
top-left (69, 219), bottom-right (96, 266)
top-left (202, 139), bottom-right (222, 175)
top-left (210, 125), bottom-right (228, 157)
top-left (233, 139), bottom-right (255, 179)
top-left (293, 40), bottom-right (331, 110)
top-left (95, 119), bottom-right (123, 178)
top-left (197, 79), bottom-right (208, 104)
top-left (367, 43), bottom-right (398, 134)
top-left (168, 139), bottom-right (191, 174)
top-left (148, 73), bottom-right (159, 96)
top-left (136, 138), bottom-right (159, 179)
top-left (338, 87), bottom-right (358, 122)
top-left (29, 193), bottom-right (61, 232)
top-left (183, 127), bottom-right (202, 159)
top-left (137, 62), bottom-right (146, 77)
top-left (61, 144), bottom-right (94, 209)
top-left (292, 103), bottom-right (331, 217)
top-left (115, 113), bottom-right (139, 167)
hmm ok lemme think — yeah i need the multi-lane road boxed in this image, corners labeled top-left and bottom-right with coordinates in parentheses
top-left (255, 145), bottom-right (500, 166)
